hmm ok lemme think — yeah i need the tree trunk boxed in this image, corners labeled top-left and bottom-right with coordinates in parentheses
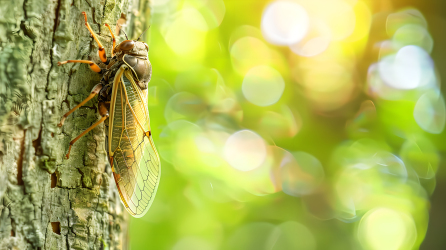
top-left (0, 0), bottom-right (150, 249)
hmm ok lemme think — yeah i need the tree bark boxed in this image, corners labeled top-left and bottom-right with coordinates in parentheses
top-left (0, 0), bottom-right (150, 249)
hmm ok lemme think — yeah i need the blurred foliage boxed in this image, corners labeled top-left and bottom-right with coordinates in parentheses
top-left (129, 0), bottom-right (446, 249)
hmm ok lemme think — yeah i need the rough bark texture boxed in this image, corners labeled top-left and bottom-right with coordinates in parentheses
top-left (0, 0), bottom-right (151, 249)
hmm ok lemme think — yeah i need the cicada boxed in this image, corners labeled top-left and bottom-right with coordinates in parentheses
top-left (57, 12), bottom-right (160, 218)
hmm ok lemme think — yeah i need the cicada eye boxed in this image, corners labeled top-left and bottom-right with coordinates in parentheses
top-left (115, 40), bottom-right (135, 53)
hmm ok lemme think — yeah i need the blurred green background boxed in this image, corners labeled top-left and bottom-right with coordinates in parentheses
top-left (129, 0), bottom-right (446, 249)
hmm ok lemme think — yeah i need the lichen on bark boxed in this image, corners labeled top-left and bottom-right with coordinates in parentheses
top-left (0, 0), bottom-right (151, 249)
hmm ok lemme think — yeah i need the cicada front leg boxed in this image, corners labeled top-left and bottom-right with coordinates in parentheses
top-left (81, 11), bottom-right (107, 63)
top-left (57, 60), bottom-right (102, 73)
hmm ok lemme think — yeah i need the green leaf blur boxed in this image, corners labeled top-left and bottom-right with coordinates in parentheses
top-left (130, 0), bottom-right (446, 249)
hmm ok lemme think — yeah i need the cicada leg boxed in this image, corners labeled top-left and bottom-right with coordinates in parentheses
top-left (58, 60), bottom-right (102, 73)
top-left (104, 23), bottom-right (116, 57)
top-left (58, 83), bottom-right (103, 127)
top-left (65, 102), bottom-right (109, 159)
top-left (81, 11), bottom-right (107, 63)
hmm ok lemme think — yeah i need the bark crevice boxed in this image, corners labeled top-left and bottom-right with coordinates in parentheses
top-left (16, 130), bottom-right (26, 186)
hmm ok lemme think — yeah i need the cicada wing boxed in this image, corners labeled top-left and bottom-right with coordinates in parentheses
top-left (108, 66), bottom-right (160, 218)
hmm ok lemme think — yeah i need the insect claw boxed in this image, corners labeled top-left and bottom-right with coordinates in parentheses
top-left (58, 117), bottom-right (66, 127)
top-left (81, 11), bottom-right (88, 22)
top-left (65, 145), bottom-right (72, 159)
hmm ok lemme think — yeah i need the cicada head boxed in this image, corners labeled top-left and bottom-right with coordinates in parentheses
top-left (114, 40), bottom-right (149, 57)
top-left (114, 26), bottom-right (150, 57)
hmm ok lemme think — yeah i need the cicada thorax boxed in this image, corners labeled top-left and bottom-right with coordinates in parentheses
top-left (99, 41), bottom-right (152, 129)
top-left (98, 42), bottom-right (152, 99)
top-left (122, 55), bottom-right (152, 89)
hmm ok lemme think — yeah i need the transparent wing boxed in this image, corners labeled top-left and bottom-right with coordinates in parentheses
top-left (108, 66), bottom-right (160, 218)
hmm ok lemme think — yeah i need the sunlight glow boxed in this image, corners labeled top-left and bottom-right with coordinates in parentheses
top-left (223, 130), bottom-right (267, 171)
top-left (261, 1), bottom-right (310, 45)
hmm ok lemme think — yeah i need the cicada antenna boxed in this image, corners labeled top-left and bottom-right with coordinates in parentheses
top-left (118, 23), bottom-right (129, 40)
top-left (121, 28), bottom-right (129, 40)
top-left (136, 25), bottom-right (151, 41)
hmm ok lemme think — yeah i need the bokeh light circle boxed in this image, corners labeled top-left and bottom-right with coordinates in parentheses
top-left (393, 24), bottom-right (433, 53)
top-left (322, 0), bottom-right (356, 41)
top-left (289, 18), bottom-right (331, 57)
top-left (230, 36), bottom-right (271, 75)
top-left (280, 151), bottom-right (324, 197)
top-left (261, 1), bottom-right (309, 45)
top-left (258, 105), bottom-right (301, 138)
top-left (414, 90), bottom-right (446, 134)
top-left (223, 130), bottom-right (267, 171)
top-left (386, 9), bottom-right (428, 37)
top-left (164, 92), bottom-right (206, 123)
top-left (184, 0), bottom-right (226, 31)
top-left (242, 65), bottom-right (285, 106)
top-left (378, 45), bottom-right (435, 90)
top-left (345, 1), bottom-right (371, 42)
top-left (400, 137), bottom-right (439, 179)
top-left (357, 208), bottom-right (417, 250)
top-left (240, 146), bottom-right (285, 196)
top-left (164, 9), bottom-right (207, 55)
top-left (394, 45), bottom-right (434, 89)
top-left (373, 151), bottom-right (408, 183)
top-left (301, 62), bottom-right (356, 111)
